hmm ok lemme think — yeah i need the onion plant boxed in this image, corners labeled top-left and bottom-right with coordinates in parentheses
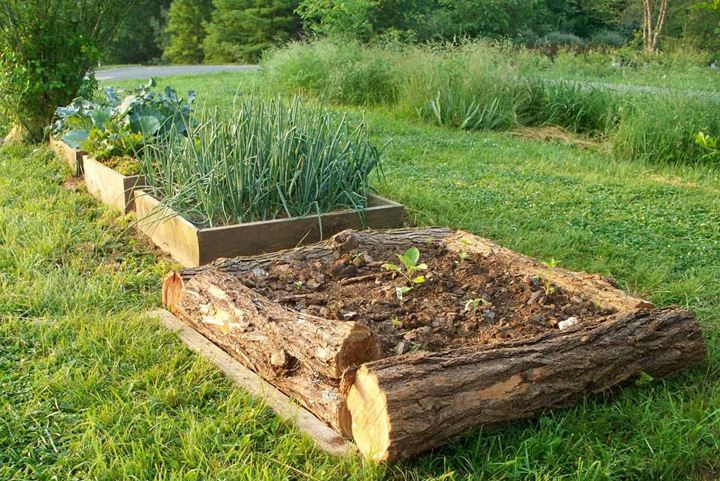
top-left (140, 95), bottom-right (382, 228)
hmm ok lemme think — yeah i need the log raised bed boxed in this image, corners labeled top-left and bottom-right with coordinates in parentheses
top-left (83, 156), bottom-right (146, 213)
top-left (135, 189), bottom-right (405, 267)
top-left (162, 228), bottom-right (707, 461)
top-left (49, 136), bottom-right (85, 176)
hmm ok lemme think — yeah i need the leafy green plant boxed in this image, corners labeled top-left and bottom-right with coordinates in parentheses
top-left (464, 297), bottom-right (491, 315)
top-left (52, 79), bottom-right (195, 161)
top-left (541, 258), bottom-right (559, 295)
top-left (456, 237), bottom-right (471, 264)
top-left (382, 247), bottom-right (428, 299)
top-left (140, 94), bottom-right (381, 227)
top-left (696, 131), bottom-right (719, 160)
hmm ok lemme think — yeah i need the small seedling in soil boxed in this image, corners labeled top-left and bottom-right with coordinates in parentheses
top-left (464, 297), bottom-right (492, 315)
top-left (293, 280), bottom-right (304, 290)
top-left (541, 258), bottom-right (559, 296)
top-left (455, 237), bottom-right (471, 264)
top-left (391, 317), bottom-right (404, 329)
top-left (382, 247), bottom-right (428, 300)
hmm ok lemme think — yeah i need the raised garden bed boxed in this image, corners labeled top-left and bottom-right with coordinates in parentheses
top-left (83, 156), bottom-right (146, 213)
top-left (49, 136), bottom-right (84, 176)
top-left (162, 230), bottom-right (706, 462)
top-left (135, 190), bottom-right (405, 267)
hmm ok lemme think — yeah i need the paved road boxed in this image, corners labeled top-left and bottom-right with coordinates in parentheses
top-left (95, 64), bottom-right (259, 81)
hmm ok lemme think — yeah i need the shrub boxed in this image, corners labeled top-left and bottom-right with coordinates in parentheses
top-left (141, 95), bottom-right (381, 227)
top-left (537, 32), bottom-right (587, 53)
top-left (0, 0), bottom-right (131, 142)
top-left (590, 30), bottom-right (627, 48)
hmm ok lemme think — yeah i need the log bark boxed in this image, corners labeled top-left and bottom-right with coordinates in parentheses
top-left (163, 269), bottom-right (383, 435)
top-left (346, 308), bottom-right (707, 462)
top-left (177, 227), bottom-right (454, 281)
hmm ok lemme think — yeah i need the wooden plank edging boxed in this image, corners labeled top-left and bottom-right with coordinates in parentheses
top-left (150, 308), bottom-right (356, 456)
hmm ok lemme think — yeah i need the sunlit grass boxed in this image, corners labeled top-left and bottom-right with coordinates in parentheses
top-left (1, 71), bottom-right (718, 480)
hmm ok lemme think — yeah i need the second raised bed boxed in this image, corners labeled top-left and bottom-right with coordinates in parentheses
top-left (134, 190), bottom-right (405, 267)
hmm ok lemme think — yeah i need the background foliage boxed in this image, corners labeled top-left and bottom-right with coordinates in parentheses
top-left (0, 0), bottom-right (134, 141)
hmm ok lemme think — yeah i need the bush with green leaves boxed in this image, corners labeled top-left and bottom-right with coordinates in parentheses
top-left (140, 95), bottom-right (382, 227)
top-left (0, 0), bottom-right (133, 142)
top-left (53, 80), bottom-right (195, 161)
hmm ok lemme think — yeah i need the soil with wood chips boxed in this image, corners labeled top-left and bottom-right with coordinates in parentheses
top-left (237, 240), bottom-right (614, 356)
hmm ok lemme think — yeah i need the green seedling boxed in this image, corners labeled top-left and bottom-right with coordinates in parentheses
top-left (390, 317), bottom-right (403, 329)
top-left (541, 258), bottom-right (559, 295)
top-left (293, 280), bottom-right (304, 290)
top-left (464, 297), bottom-right (491, 315)
top-left (456, 237), bottom-right (471, 264)
top-left (382, 247), bottom-right (428, 299)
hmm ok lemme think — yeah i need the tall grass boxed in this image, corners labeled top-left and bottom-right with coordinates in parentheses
top-left (261, 38), bottom-right (720, 164)
top-left (613, 94), bottom-right (720, 164)
top-left (140, 95), bottom-right (381, 227)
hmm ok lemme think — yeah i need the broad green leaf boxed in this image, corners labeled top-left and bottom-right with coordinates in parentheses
top-left (413, 275), bottom-right (425, 284)
top-left (135, 115), bottom-right (162, 136)
top-left (416, 263), bottom-right (428, 270)
top-left (89, 109), bottom-right (111, 130)
top-left (381, 263), bottom-right (401, 272)
top-left (404, 247), bottom-right (420, 266)
top-left (62, 129), bottom-right (89, 149)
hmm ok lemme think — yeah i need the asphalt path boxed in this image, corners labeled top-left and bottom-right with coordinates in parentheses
top-left (95, 64), bottom-right (259, 81)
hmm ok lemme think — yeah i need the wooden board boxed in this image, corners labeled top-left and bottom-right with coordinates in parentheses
top-left (134, 190), bottom-right (202, 267)
top-left (134, 190), bottom-right (405, 267)
top-left (49, 136), bottom-right (84, 176)
top-left (84, 157), bottom-right (146, 213)
top-left (151, 308), bottom-right (355, 456)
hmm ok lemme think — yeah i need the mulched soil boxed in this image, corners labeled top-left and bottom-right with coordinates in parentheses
top-left (238, 240), bottom-right (616, 357)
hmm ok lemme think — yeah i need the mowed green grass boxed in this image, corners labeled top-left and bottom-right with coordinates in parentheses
top-left (1, 71), bottom-right (719, 480)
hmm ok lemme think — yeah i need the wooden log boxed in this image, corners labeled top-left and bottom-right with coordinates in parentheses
top-left (152, 309), bottom-right (355, 455)
top-left (163, 269), bottom-right (383, 435)
top-left (345, 308), bottom-right (707, 462)
top-left (177, 227), bottom-right (454, 281)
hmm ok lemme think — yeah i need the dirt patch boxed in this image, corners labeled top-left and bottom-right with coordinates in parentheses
top-left (62, 176), bottom-right (84, 191)
top-left (236, 239), bottom-right (615, 356)
top-left (511, 126), bottom-right (603, 150)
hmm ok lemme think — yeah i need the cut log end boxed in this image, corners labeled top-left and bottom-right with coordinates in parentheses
top-left (162, 271), bottom-right (184, 312)
top-left (346, 366), bottom-right (391, 461)
top-left (338, 325), bottom-right (384, 373)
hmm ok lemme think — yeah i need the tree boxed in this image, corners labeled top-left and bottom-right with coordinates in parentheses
top-left (105, 0), bottom-right (172, 65)
top-left (297, 0), bottom-right (437, 41)
top-left (164, 0), bottom-right (214, 64)
top-left (203, 0), bottom-right (301, 63)
top-left (642, 0), bottom-right (669, 52)
top-left (0, 0), bottom-right (133, 142)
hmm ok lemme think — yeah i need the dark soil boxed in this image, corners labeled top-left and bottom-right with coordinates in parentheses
top-left (237, 241), bottom-right (616, 357)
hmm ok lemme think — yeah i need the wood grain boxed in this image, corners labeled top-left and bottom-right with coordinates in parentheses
top-left (152, 309), bottom-right (355, 455)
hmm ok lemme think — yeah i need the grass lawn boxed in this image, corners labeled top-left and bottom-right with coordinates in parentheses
top-left (2, 71), bottom-right (719, 480)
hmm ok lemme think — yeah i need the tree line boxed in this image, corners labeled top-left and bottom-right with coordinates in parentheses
top-left (105, 0), bottom-right (720, 65)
